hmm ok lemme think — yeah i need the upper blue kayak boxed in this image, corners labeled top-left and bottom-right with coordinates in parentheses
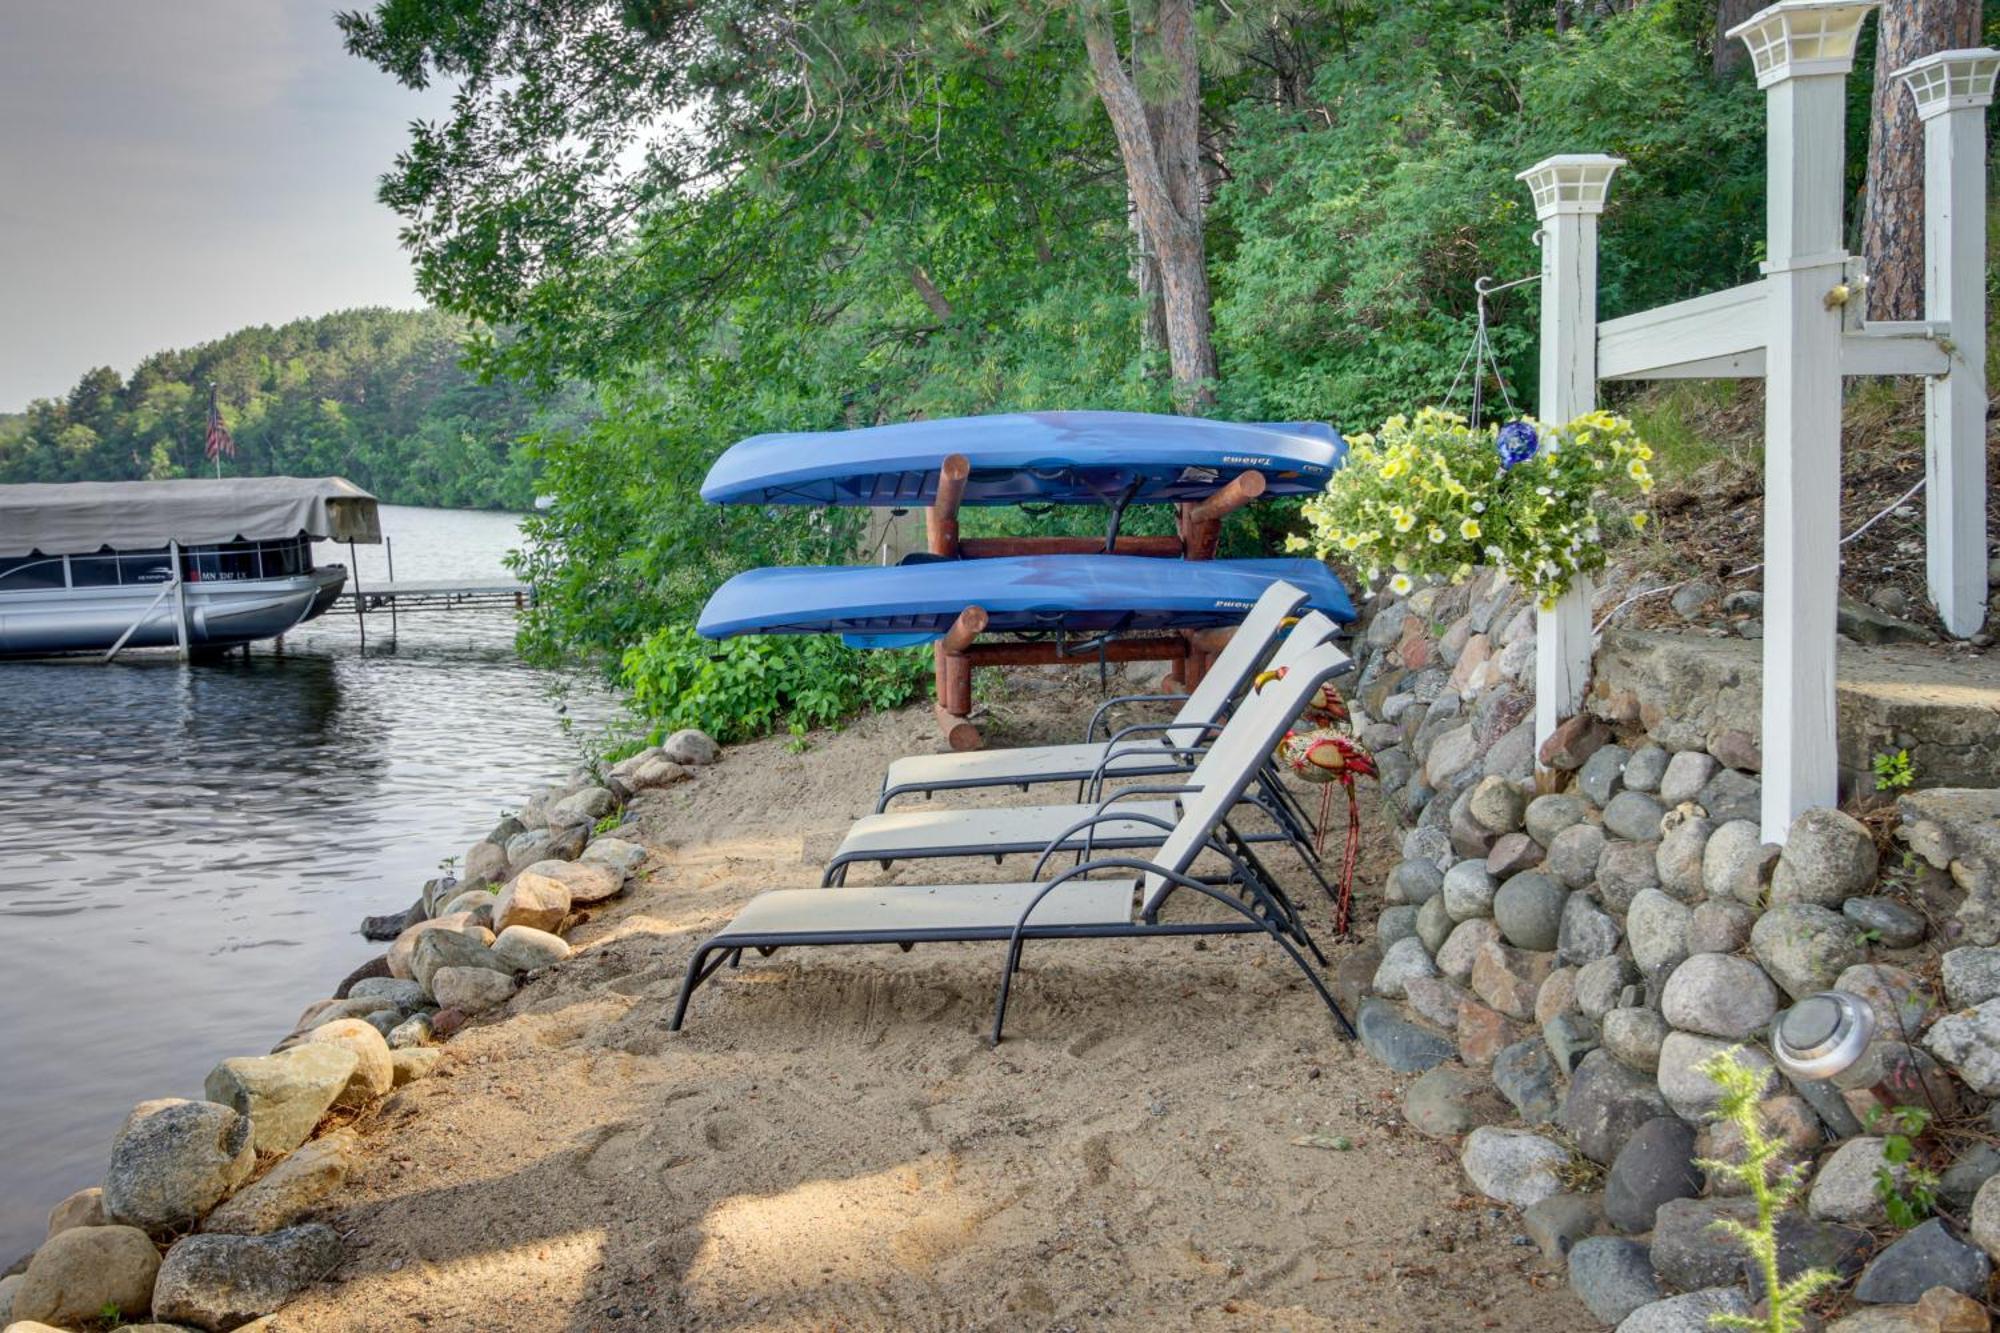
top-left (697, 555), bottom-right (1355, 648)
top-left (700, 410), bottom-right (1345, 507)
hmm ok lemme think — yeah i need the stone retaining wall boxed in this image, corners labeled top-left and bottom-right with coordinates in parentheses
top-left (1340, 571), bottom-right (2000, 1331)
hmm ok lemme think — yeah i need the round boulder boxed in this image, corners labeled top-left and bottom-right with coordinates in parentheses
top-left (303, 1019), bottom-right (394, 1107)
top-left (1442, 859), bottom-right (1498, 923)
top-left (152, 1224), bottom-right (343, 1331)
top-left (1387, 858), bottom-right (1444, 907)
top-left (1701, 819), bottom-right (1773, 905)
top-left (1751, 903), bottom-right (1864, 1000)
top-left (491, 924), bottom-right (573, 972)
top-left (1771, 807), bottom-right (1878, 908)
top-left (1604, 1117), bottom-right (1702, 1233)
top-left (1524, 793), bottom-right (1591, 848)
top-left (1660, 953), bottom-right (1779, 1040)
top-left (103, 1099), bottom-right (255, 1234)
top-left (1468, 776), bottom-right (1527, 835)
top-left (1547, 823), bottom-right (1606, 890)
top-left (514, 857), bottom-right (623, 907)
top-left (1460, 1127), bottom-right (1569, 1207)
top-left (1627, 888), bottom-right (1692, 976)
top-left (1493, 872), bottom-right (1565, 951)
top-left (492, 867), bottom-right (573, 935)
top-left (10, 1225), bottom-right (161, 1327)
top-left (1602, 791), bottom-right (1667, 842)
top-left (1657, 1032), bottom-right (1775, 1122)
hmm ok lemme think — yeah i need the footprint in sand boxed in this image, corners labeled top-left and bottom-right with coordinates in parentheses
top-left (703, 1110), bottom-right (750, 1151)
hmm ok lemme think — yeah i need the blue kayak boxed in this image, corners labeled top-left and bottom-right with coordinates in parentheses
top-left (700, 411), bottom-right (1344, 507)
top-left (697, 555), bottom-right (1355, 648)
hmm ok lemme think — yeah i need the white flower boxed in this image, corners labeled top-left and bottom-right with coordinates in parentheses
top-left (1389, 572), bottom-right (1414, 596)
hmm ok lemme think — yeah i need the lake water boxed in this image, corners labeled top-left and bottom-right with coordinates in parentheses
top-left (0, 504), bottom-right (620, 1260)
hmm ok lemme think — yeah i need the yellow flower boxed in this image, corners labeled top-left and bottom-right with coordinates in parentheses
top-left (1459, 518), bottom-right (1481, 540)
top-left (1631, 512), bottom-right (1649, 531)
top-left (1627, 458), bottom-right (1650, 485)
top-left (1393, 509), bottom-right (1416, 534)
top-left (1381, 456), bottom-right (1408, 481)
top-left (1340, 533), bottom-right (1363, 552)
top-left (1389, 573), bottom-right (1414, 596)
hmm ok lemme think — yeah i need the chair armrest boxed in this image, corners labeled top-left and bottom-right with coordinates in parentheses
top-left (1084, 693), bottom-right (1190, 742)
top-left (1028, 809), bottom-right (1181, 879)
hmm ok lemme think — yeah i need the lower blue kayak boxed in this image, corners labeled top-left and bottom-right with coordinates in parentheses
top-left (697, 555), bottom-right (1355, 648)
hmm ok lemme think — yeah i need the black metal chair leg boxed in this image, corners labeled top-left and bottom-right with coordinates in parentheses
top-left (669, 943), bottom-right (728, 1031)
top-left (989, 935), bottom-right (1029, 1046)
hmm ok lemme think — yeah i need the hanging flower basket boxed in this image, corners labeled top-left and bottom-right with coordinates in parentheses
top-left (1289, 407), bottom-right (1654, 608)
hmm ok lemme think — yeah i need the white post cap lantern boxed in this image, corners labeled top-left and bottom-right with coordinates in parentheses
top-left (1895, 48), bottom-right (2000, 119)
top-left (1726, 1), bottom-right (1879, 89)
top-left (1516, 155), bottom-right (1624, 221)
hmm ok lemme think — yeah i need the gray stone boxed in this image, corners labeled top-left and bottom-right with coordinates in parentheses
top-left (431, 965), bottom-right (516, 1015)
top-left (1355, 999), bottom-right (1454, 1073)
top-left (1372, 936), bottom-right (1438, 998)
top-left (662, 728), bottom-right (721, 765)
top-left (409, 926), bottom-right (510, 995)
top-left (1852, 1218), bottom-right (1989, 1304)
top-left (1403, 1065), bottom-right (1509, 1138)
top-left (1687, 900), bottom-right (1756, 955)
top-left (1927, 998), bottom-right (2000, 1094)
top-left (1486, 831), bottom-right (1544, 879)
top-left (1842, 897), bottom-right (1926, 949)
top-left (152, 1224), bottom-right (344, 1331)
top-left (543, 820), bottom-right (588, 861)
top-left (1670, 581), bottom-right (1718, 620)
top-left (1526, 794), bottom-right (1593, 848)
top-left (1809, 1137), bottom-right (1901, 1223)
top-left (1376, 905), bottom-right (1421, 950)
top-left (1405, 976), bottom-right (1469, 1031)
top-left (549, 784), bottom-right (616, 828)
top-left (1426, 723), bottom-right (1481, 788)
top-left (1468, 775), bottom-right (1527, 834)
top-left (1602, 1007), bottom-right (1669, 1074)
top-left (1403, 824), bottom-right (1455, 869)
top-left (1696, 769), bottom-right (1763, 825)
top-left (1623, 745), bottom-right (1670, 795)
top-left (203, 1045), bottom-right (357, 1155)
top-left (1415, 894), bottom-right (1455, 954)
top-left (345, 977), bottom-right (428, 1011)
top-left (490, 924), bottom-right (572, 972)
top-left (1616, 1287), bottom-right (1752, 1333)
top-left (1562, 1049), bottom-right (1673, 1165)
top-left (1437, 918), bottom-right (1501, 981)
top-left (581, 835), bottom-right (648, 875)
top-left (1579, 744), bottom-right (1631, 808)
top-left (1568, 1236), bottom-right (1660, 1326)
top-left (1525, 1193), bottom-right (1605, 1262)
top-left (1939, 1142), bottom-right (2000, 1215)
top-left (1605, 1118), bottom-right (1702, 1235)
top-left (1537, 967), bottom-right (1581, 1025)
top-left (1482, 722), bottom-right (1537, 780)
top-left (1660, 953), bottom-right (1779, 1040)
top-left (9, 1225), bottom-right (161, 1328)
top-left (1971, 1172), bottom-right (2000, 1261)
top-left (1943, 946), bottom-right (2000, 1009)
top-left (1627, 889), bottom-right (1692, 976)
top-left (1545, 1014), bottom-right (1600, 1073)
top-left (300, 1019), bottom-right (393, 1107)
top-left (1461, 1126), bottom-right (1570, 1207)
top-left (1493, 1037), bottom-right (1562, 1124)
top-left (1442, 858), bottom-right (1498, 922)
top-left (1771, 807), bottom-right (1879, 908)
top-left (201, 1130), bottom-right (356, 1236)
top-left (386, 1013), bottom-right (434, 1049)
top-left (1657, 1032), bottom-right (1776, 1122)
top-left (1493, 872), bottom-right (1565, 951)
top-left (1751, 903), bottom-right (1864, 1000)
top-left (1648, 1196), bottom-right (1777, 1290)
top-left (45, 1186), bottom-right (107, 1236)
top-left (504, 826), bottom-right (554, 872)
top-left (1839, 595), bottom-right (1936, 645)
top-left (1702, 820), bottom-right (1772, 905)
top-left (1388, 858), bottom-right (1445, 906)
top-left (104, 1098), bottom-right (256, 1234)
top-left (1654, 818), bottom-right (1713, 901)
top-left (513, 857), bottom-right (622, 907)
top-left (1597, 840), bottom-right (1663, 914)
top-left (1549, 823), bottom-right (1608, 890)
top-left (1604, 792), bottom-right (1667, 842)
top-left (1657, 752), bottom-right (1719, 806)
top-left (1577, 957), bottom-right (1642, 1022)
top-left (1558, 892), bottom-right (1622, 967)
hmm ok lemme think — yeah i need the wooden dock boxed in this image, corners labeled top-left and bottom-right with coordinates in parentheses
top-left (334, 579), bottom-right (528, 613)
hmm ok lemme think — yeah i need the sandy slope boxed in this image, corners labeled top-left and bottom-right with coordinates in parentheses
top-left (276, 672), bottom-right (1589, 1331)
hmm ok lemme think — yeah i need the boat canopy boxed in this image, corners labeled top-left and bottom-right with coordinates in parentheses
top-left (0, 476), bottom-right (382, 558)
top-left (700, 411), bottom-right (1345, 507)
top-left (697, 555), bottom-right (1355, 648)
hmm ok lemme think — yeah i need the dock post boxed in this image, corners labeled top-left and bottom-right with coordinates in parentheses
top-left (350, 539), bottom-right (366, 652)
top-left (385, 534), bottom-right (399, 640)
top-left (169, 539), bottom-right (191, 661)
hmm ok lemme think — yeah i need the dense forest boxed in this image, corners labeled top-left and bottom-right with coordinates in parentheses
top-left (329, 0), bottom-right (1987, 737)
top-left (0, 308), bottom-right (559, 511)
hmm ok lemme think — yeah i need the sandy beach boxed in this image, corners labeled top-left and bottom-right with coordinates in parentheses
top-left (274, 673), bottom-right (1590, 1330)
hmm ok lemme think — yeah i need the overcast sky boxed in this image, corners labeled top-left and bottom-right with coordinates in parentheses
top-left (0, 1), bottom-right (453, 411)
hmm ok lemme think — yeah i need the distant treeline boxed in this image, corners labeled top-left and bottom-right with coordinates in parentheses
top-left (0, 308), bottom-right (570, 511)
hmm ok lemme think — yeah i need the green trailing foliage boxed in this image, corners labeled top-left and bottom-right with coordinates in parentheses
top-left (0, 308), bottom-right (563, 510)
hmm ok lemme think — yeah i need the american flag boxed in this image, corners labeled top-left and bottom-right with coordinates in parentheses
top-left (205, 384), bottom-right (236, 462)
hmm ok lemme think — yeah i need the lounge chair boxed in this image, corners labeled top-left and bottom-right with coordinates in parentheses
top-left (668, 641), bottom-right (1356, 1042)
top-left (874, 581), bottom-right (1338, 811)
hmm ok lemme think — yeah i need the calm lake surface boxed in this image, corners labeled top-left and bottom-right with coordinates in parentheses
top-left (0, 504), bottom-right (619, 1259)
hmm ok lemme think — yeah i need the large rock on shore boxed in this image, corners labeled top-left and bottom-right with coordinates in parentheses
top-left (1461, 1127), bottom-right (1569, 1207)
top-left (409, 927), bottom-right (511, 994)
top-left (385, 912), bottom-right (489, 980)
top-left (662, 728), bottom-right (721, 766)
top-left (580, 836), bottom-right (647, 875)
top-left (492, 869), bottom-right (572, 935)
top-left (513, 858), bottom-right (621, 907)
top-left (431, 965), bottom-right (516, 1014)
top-left (301, 1020), bottom-right (393, 1107)
top-left (152, 1225), bottom-right (343, 1331)
top-left (204, 1045), bottom-right (358, 1155)
top-left (45, 1186), bottom-right (107, 1236)
top-left (10, 1225), bottom-right (161, 1327)
top-left (491, 925), bottom-right (572, 972)
top-left (550, 785), bottom-right (616, 827)
top-left (104, 1099), bottom-right (256, 1234)
top-left (201, 1131), bottom-right (356, 1236)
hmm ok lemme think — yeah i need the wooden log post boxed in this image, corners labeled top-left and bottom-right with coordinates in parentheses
top-left (1178, 469), bottom-right (1267, 561)
top-left (1726, 1), bottom-right (1878, 840)
top-left (1516, 154), bottom-right (1622, 769)
top-left (1896, 49), bottom-right (1999, 640)
top-left (927, 454), bottom-right (975, 745)
top-left (935, 603), bottom-right (988, 751)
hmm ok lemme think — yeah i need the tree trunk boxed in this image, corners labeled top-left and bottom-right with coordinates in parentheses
top-left (1712, 0), bottom-right (1763, 77)
top-left (1082, 0), bottom-right (1216, 409)
top-left (1862, 0), bottom-right (1982, 320)
top-left (906, 265), bottom-right (953, 322)
top-left (1130, 196), bottom-right (1169, 362)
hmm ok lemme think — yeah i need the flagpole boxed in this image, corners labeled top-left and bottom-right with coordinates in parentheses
top-left (208, 382), bottom-right (223, 479)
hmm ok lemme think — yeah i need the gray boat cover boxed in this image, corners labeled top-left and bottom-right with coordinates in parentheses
top-left (0, 477), bottom-right (381, 556)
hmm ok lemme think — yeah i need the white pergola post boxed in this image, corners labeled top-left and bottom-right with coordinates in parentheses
top-left (1897, 49), bottom-right (2000, 639)
top-left (1727, 1), bottom-right (1876, 841)
top-left (1517, 155), bottom-right (1623, 768)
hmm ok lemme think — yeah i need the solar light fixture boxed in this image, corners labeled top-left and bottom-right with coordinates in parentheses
top-left (1771, 990), bottom-right (1874, 1083)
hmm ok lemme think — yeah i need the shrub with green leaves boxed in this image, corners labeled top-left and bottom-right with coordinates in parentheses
top-left (1291, 408), bottom-right (1653, 607)
top-left (619, 623), bottom-right (933, 745)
